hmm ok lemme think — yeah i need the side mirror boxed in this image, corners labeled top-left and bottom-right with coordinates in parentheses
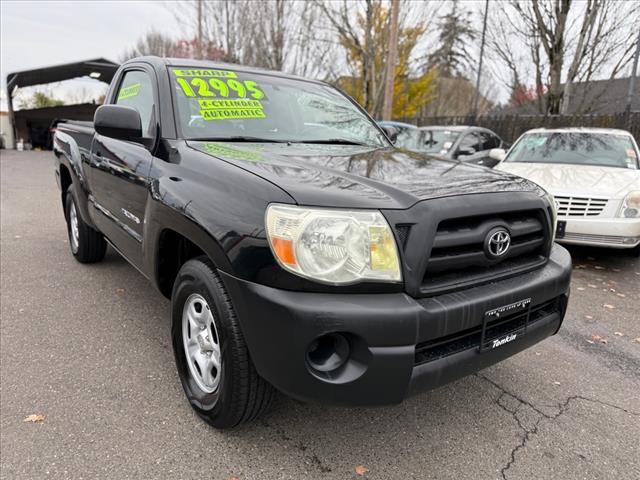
top-left (94, 105), bottom-right (142, 141)
top-left (379, 125), bottom-right (399, 144)
top-left (489, 148), bottom-right (507, 162)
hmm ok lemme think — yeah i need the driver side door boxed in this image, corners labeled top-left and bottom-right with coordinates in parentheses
top-left (88, 67), bottom-right (158, 269)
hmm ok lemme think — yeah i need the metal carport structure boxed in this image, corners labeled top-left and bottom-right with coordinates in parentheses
top-left (5, 58), bottom-right (119, 149)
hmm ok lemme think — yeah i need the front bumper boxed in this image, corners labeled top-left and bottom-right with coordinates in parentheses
top-left (221, 244), bottom-right (572, 405)
top-left (558, 216), bottom-right (640, 248)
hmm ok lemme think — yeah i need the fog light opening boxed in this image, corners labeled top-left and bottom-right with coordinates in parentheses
top-left (306, 333), bottom-right (350, 373)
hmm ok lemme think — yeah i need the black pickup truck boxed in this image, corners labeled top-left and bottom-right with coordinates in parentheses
top-left (53, 57), bottom-right (571, 429)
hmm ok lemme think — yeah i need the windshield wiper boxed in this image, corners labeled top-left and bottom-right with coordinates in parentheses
top-left (293, 138), bottom-right (372, 147)
top-left (189, 136), bottom-right (291, 143)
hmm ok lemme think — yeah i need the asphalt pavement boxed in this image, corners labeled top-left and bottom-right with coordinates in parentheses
top-left (1, 150), bottom-right (639, 480)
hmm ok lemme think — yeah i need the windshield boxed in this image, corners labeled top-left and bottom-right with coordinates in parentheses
top-left (505, 132), bottom-right (639, 169)
top-left (420, 129), bottom-right (461, 154)
top-left (170, 67), bottom-right (387, 147)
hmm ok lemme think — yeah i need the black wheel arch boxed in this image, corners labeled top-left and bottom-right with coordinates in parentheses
top-left (146, 202), bottom-right (233, 299)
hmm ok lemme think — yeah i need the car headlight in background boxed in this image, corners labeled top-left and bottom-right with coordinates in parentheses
top-left (619, 191), bottom-right (640, 218)
top-left (265, 204), bottom-right (402, 284)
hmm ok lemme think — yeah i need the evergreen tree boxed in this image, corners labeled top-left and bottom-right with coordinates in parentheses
top-left (428, 0), bottom-right (476, 78)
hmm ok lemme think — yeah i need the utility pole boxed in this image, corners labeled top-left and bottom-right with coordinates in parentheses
top-left (381, 0), bottom-right (400, 121)
top-left (197, 0), bottom-right (203, 59)
top-left (471, 0), bottom-right (489, 119)
top-left (625, 29), bottom-right (640, 129)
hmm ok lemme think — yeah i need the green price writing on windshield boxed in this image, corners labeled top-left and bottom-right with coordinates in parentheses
top-left (173, 69), bottom-right (265, 100)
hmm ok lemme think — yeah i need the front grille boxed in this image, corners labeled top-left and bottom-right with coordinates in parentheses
top-left (555, 195), bottom-right (608, 217)
top-left (421, 210), bottom-right (548, 295)
top-left (414, 297), bottom-right (561, 365)
top-left (562, 232), bottom-right (632, 245)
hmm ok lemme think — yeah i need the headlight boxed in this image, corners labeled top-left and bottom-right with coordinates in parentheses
top-left (619, 191), bottom-right (640, 218)
top-left (543, 191), bottom-right (557, 240)
top-left (265, 204), bottom-right (402, 284)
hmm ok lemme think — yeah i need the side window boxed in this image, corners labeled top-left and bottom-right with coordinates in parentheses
top-left (458, 133), bottom-right (480, 153)
top-left (489, 134), bottom-right (501, 149)
top-left (115, 70), bottom-right (156, 138)
top-left (478, 132), bottom-right (500, 150)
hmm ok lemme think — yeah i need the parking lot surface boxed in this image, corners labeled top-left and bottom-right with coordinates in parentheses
top-left (1, 150), bottom-right (639, 479)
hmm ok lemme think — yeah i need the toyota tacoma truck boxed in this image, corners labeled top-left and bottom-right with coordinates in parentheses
top-left (53, 57), bottom-right (571, 429)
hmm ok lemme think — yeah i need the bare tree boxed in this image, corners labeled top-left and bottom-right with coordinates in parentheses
top-left (316, 0), bottom-right (381, 112)
top-left (167, 0), bottom-right (334, 78)
top-left (317, 0), bottom-right (435, 116)
top-left (488, 0), bottom-right (639, 114)
top-left (120, 29), bottom-right (178, 62)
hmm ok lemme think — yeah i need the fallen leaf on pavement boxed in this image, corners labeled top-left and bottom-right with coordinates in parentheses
top-left (23, 414), bottom-right (45, 423)
top-left (577, 287), bottom-right (585, 291)
top-left (585, 315), bottom-right (593, 320)
top-left (553, 381), bottom-right (561, 385)
top-left (603, 304), bottom-right (615, 309)
top-left (355, 465), bottom-right (369, 476)
top-left (616, 293), bottom-right (626, 298)
top-left (590, 335), bottom-right (608, 344)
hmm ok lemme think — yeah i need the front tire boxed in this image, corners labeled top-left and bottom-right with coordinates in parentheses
top-left (65, 186), bottom-right (106, 263)
top-left (171, 257), bottom-right (274, 429)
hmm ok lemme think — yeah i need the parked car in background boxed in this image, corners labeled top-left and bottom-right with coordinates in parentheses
top-left (377, 123), bottom-right (506, 168)
top-left (495, 128), bottom-right (640, 254)
top-left (376, 120), bottom-right (422, 151)
top-left (419, 126), bottom-right (506, 167)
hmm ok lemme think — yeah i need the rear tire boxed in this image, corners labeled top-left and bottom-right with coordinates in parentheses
top-left (171, 256), bottom-right (274, 429)
top-left (65, 186), bottom-right (106, 263)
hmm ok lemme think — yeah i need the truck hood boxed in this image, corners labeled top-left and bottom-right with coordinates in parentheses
top-left (496, 162), bottom-right (640, 199)
top-left (188, 141), bottom-right (541, 209)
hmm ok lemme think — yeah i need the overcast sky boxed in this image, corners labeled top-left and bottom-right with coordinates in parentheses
top-left (0, 0), bottom-right (176, 108)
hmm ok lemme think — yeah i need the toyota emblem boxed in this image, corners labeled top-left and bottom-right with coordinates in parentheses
top-left (485, 228), bottom-right (511, 259)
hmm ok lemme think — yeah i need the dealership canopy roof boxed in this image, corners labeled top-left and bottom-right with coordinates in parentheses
top-left (6, 58), bottom-right (119, 93)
